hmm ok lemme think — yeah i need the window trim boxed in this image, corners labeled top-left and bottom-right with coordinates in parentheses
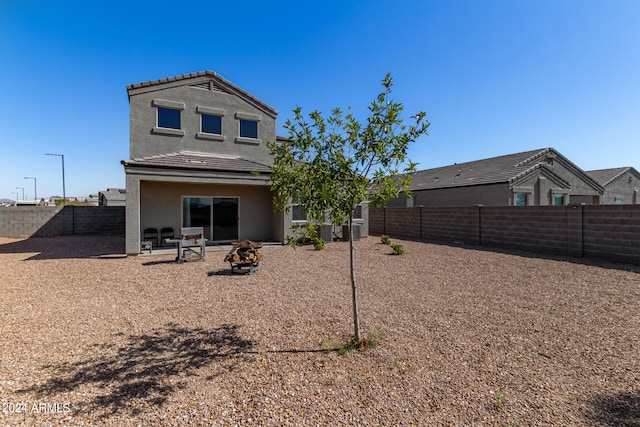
top-left (235, 112), bottom-right (261, 144)
top-left (196, 105), bottom-right (225, 141)
top-left (152, 99), bottom-right (185, 136)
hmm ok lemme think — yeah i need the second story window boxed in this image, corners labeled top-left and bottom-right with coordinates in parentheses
top-left (235, 112), bottom-right (261, 144)
top-left (239, 119), bottom-right (258, 139)
top-left (201, 114), bottom-right (222, 134)
top-left (152, 99), bottom-right (185, 136)
top-left (196, 106), bottom-right (225, 141)
top-left (157, 107), bottom-right (181, 130)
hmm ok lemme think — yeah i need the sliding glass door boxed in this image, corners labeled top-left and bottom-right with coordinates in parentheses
top-left (212, 198), bottom-right (238, 241)
top-left (183, 197), bottom-right (238, 242)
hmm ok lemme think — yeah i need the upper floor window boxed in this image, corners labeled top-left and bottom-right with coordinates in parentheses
top-left (239, 119), bottom-right (258, 139)
top-left (235, 112), bottom-right (261, 144)
top-left (196, 106), bottom-right (225, 141)
top-left (201, 114), bottom-right (222, 134)
top-left (552, 193), bottom-right (564, 206)
top-left (157, 107), bottom-right (181, 130)
top-left (152, 99), bottom-right (185, 136)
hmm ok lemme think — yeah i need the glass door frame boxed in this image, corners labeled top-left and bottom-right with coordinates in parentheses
top-left (181, 195), bottom-right (240, 243)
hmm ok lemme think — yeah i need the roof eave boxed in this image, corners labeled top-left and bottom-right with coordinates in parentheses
top-left (126, 70), bottom-right (278, 118)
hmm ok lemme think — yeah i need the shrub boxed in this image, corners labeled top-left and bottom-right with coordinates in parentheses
top-left (380, 234), bottom-right (391, 245)
top-left (336, 329), bottom-right (388, 354)
top-left (390, 243), bottom-right (405, 255)
top-left (364, 329), bottom-right (387, 348)
top-left (312, 237), bottom-right (325, 250)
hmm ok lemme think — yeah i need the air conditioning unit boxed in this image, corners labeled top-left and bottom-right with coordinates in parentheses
top-left (319, 224), bottom-right (333, 242)
top-left (342, 224), bottom-right (361, 241)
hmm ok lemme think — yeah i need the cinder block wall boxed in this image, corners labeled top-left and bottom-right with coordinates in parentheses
top-left (480, 206), bottom-right (569, 255)
top-left (370, 205), bottom-right (640, 265)
top-left (370, 207), bottom-right (480, 244)
top-left (583, 205), bottom-right (640, 264)
top-left (422, 207), bottom-right (480, 244)
top-left (67, 206), bottom-right (125, 235)
top-left (0, 206), bottom-right (125, 238)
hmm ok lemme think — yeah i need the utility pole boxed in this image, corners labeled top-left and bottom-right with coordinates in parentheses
top-left (45, 153), bottom-right (65, 205)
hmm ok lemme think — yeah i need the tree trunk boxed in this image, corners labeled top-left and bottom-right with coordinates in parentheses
top-left (349, 214), bottom-right (361, 343)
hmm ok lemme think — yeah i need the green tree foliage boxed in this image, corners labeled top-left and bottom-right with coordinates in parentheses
top-left (267, 74), bottom-right (429, 344)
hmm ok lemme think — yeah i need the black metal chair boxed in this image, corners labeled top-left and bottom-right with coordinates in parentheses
top-left (143, 227), bottom-right (159, 248)
top-left (160, 227), bottom-right (175, 247)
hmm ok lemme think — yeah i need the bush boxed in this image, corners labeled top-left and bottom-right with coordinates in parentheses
top-left (390, 243), bottom-right (405, 255)
top-left (312, 237), bottom-right (325, 250)
top-left (380, 234), bottom-right (391, 245)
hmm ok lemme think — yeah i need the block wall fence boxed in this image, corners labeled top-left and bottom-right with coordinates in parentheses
top-left (0, 206), bottom-right (125, 238)
top-left (370, 205), bottom-right (640, 265)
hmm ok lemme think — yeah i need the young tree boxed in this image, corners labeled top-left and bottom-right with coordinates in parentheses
top-left (267, 74), bottom-right (429, 344)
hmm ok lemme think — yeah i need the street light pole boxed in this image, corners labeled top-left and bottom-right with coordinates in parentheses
top-left (45, 153), bottom-right (65, 205)
top-left (16, 187), bottom-right (24, 200)
top-left (12, 192), bottom-right (19, 202)
top-left (24, 177), bottom-right (37, 200)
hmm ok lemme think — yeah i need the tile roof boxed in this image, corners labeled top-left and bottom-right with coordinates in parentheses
top-left (99, 188), bottom-right (126, 201)
top-left (408, 148), bottom-right (595, 191)
top-left (121, 152), bottom-right (272, 174)
top-left (586, 167), bottom-right (636, 186)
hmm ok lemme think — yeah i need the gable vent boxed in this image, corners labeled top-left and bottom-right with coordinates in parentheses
top-left (190, 80), bottom-right (232, 94)
top-left (190, 81), bottom-right (210, 90)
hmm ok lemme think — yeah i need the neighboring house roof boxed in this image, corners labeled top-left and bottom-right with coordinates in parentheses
top-left (408, 147), bottom-right (604, 192)
top-left (586, 167), bottom-right (640, 186)
top-left (126, 70), bottom-right (278, 119)
top-left (99, 188), bottom-right (126, 202)
top-left (121, 151), bottom-right (272, 174)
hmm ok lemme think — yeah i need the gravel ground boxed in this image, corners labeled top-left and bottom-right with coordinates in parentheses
top-left (0, 235), bottom-right (639, 426)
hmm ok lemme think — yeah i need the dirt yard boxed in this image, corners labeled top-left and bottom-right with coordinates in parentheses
top-left (0, 235), bottom-right (638, 426)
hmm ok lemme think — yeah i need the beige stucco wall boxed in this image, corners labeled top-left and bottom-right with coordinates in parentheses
top-left (140, 181), bottom-right (275, 243)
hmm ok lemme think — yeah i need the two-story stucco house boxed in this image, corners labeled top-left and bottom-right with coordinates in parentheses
top-left (386, 148), bottom-right (605, 207)
top-left (121, 71), bottom-right (294, 255)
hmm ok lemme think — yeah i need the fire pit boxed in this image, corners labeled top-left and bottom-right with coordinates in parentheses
top-left (165, 227), bottom-right (207, 263)
top-left (224, 240), bottom-right (263, 275)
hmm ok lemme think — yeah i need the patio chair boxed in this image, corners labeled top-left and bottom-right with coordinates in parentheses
top-left (160, 227), bottom-right (175, 247)
top-left (143, 227), bottom-right (159, 248)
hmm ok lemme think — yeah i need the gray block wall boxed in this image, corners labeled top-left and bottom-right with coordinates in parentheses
top-left (0, 206), bottom-right (125, 238)
top-left (370, 205), bottom-right (640, 265)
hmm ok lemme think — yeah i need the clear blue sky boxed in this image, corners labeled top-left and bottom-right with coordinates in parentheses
top-left (1, 0), bottom-right (639, 200)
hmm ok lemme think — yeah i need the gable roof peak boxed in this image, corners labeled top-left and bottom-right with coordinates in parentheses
top-left (126, 70), bottom-right (278, 117)
top-left (586, 166), bottom-right (640, 186)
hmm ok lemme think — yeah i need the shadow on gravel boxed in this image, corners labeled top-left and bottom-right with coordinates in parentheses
top-left (586, 390), bottom-right (640, 427)
top-left (15, 323), bottom-right (254, 419)
top-left (0, 236), bottom-right (126, 260)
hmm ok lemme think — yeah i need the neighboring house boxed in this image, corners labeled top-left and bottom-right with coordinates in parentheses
top-left (121, 71), bottom-right (368, 255)
top-left (586, 167), bottom-right (640, 204)
top-left (387, 148), bottom-right (604, 207)
top-left (78, 195), bottom-right (100, 206)
top-left (99, 188), bottom-right (126, 206)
